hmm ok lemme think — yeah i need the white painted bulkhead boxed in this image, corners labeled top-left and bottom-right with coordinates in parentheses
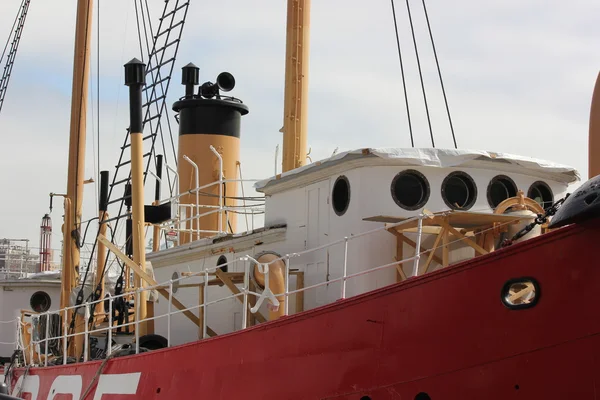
top-left (0, 281), bottom-right (60, 359)
top-left (147, 148), bottom-right (578, 345)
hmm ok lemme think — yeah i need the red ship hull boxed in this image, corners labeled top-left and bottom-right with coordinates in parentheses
top-left (4, 220), bottom-right (600, 399)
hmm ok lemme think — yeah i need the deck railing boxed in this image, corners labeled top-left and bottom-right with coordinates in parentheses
top-left (156, 146), bottom-right (265, 243)
top-left (3, 210), bottom-right (518, 368)
top-left (3, 214), bottom-right (427, 367)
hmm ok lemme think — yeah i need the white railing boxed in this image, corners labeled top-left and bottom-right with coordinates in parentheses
top-left (155, 147), bottom-right (265, 243)
top-left (5, 212), bottom-right (515, 369)
top-left (5, 214), bottom-right (420, 367)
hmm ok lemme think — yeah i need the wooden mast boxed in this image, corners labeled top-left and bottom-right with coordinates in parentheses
top-left (589, 71), bottom-right (600, 179)
top-left (125, 58), bottom-right (149, 337)
top-left (281, 0), bottom-right (311, 173)
top-left (61, 0), bottom-right (93, 357)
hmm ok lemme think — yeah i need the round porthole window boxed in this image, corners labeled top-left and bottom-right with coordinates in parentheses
top-left (391, 170), bottom-right (430, 211)
top-left (487, 175), bottom-right (518, 208)
top-left (528, 181), bottom-right (553, 209)
top-left (441, 171), bottom-right (477, 210)
top-left (332, 175), bottom-right (350, 216)
top-left (30, 291), bottom-right (51, 313)
top-left (217, 255), bottom-right (228, 273)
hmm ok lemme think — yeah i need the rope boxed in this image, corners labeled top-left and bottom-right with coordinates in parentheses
top-left (390, 0), bottom-right (414, 147)
top-left (0, 0), bottom-right (26, 65)
top-left (404, 0), bottom-right (434, 147)
top-left (420, 0), bottom-right (457, 148)
top-left (79, 354), bottom-right (114, 400)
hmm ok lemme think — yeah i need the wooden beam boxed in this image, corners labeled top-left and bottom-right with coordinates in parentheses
top-left (442, 223), bottom-right (449, 267)
top-left (97, 234), bottom-right (217, 337)
top-left (214, 268), bottom-right (267, 324)
top-left (439, 221), bottom-right (489, 256)
top-left (247, 281), bottom-right (257, 326)
top-left (291, 271), bottom-right (305, 313)
top-left (389, 229), bottom-right (444, 266)
top-left (198, 285), bottom-right (204, 340)
top-left (395, 233), bottom-right (405, 282)
top-left (421, 226), bottom-right (446, 275)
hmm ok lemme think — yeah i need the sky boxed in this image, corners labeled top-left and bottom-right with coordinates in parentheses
top-left (0, 0), bottom-right (598, 258)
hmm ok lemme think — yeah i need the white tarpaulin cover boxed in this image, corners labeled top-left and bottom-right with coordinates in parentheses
top-left (255, 147), bottom-right (580, 190)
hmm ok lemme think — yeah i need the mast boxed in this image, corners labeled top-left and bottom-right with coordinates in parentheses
top-left (61, 0), bottom-right (93, 309)
top-left (60, 0), bottom-right (93, 358)
top-left (125, 58), bottom-right (148, 336)
top-left (589, 72), bottom-right (600, 178)
top-left (281, 0), bottom-right (311, 173)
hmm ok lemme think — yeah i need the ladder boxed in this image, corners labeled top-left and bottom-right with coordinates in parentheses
top-left (104, 0), bottom-right (189, 240)
top-left (0, 0), bottom-right (31, 115)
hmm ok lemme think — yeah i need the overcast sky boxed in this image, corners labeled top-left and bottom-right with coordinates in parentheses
top-left (0, 0), bottom-right (598, 257)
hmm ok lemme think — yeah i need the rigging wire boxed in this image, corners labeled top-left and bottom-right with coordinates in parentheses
top-left (404, 0), bottom-right (435, 147)
top-left (390, 0), bottom-right (414, 148)
top-left (133, 0), bottom-right (145, 62)
top-left (420, 0), bottom-right (457, 149)
top-left (97, 0), bottom-right (101, 185)
top-left (0, 0), bottom-right (25, 65)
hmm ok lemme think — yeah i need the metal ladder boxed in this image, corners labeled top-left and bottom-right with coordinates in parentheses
top-left (0, 0), bottom-right (31, 115)
top-left (104, 0), bottom-right (189, 238)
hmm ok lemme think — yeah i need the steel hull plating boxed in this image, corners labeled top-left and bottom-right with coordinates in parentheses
top-left (5, 221), bottom-right (600, 399)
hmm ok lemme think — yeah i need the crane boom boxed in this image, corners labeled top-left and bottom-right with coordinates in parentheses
top-left (0, 0), bottom-right (31, 115)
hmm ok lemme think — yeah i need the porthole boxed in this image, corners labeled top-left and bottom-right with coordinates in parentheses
top-left (30, 291), bottom-right (51, 313)
top-left (171, 272), bottom-right (180, 293)
top-left (415, 393), bottom-right (431, 400)
top-left (501, 277), bottom-right (540, 310)
top-left (487, 175), bottom-right (517, 208)
top-left (217, 255), bottom-right (228, 273)
top-left (528, 181), bottom-right (553, 209)
top-left (441, 171), bottom-right (477, 210)
top-left (332, 175), bottom-right (351, 216)
top-left (391, 170), bottom-right (430, 210)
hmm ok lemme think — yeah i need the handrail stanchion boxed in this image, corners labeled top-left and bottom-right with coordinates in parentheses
top-left (341, 237), bottom-right (349, 299)
top-left (168, 280), bottom-right (173, 347)
top-left (284, 255), bottom-right (290, 316)
top-left (107, 294), bottom-right (113, 357)
top-left (29, 320), bottom-right (34, 366)
top-left (412, 215), bottom-right (423, 277)
top-left (63, 308), bottom-right (68, 365)
top-left (135, 290), bottom-right (140, 354)
top-left (84, 306), bottom-right (89, 362)
top-left (182, 155), bottom-right (200, 240)
top-left (210, 145), bottom-right (224, 235)
top-left (242, 260), bottom-right (248, 329)
top-left (203, 270), bottom-right (208, 339)
top-left (44, 312), bottom-right (49, 367)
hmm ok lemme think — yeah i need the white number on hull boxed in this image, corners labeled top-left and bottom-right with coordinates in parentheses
top-left (10, 375), bottom-right (40, 399)
top-left (93, 373), bottom-right (141, 400)
top-left (47, 376), bottom-right (82, 399)
top-left (8, 372), bottom-right (140, 400)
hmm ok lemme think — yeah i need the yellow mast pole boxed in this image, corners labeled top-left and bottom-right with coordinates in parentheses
top-left (125, 58), bottom-right (148, 337)
top-left (61, 0), bottom-right (93, 310)
top-left (281, 0), bottom-right (311, 173)
top-left (93, 170), bottom-right (110, 316)
top-left (589, 71), bottom-right (600, 178)
top-left (61, 0), bottom-right (93, 358)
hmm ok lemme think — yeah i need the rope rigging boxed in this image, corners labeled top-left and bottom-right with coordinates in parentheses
top-left (388, 0), bottom-right (458, 149)
top-left (0, 0), bottom-right (31, 115)
top-left (62, 0), bottom-right (191, 353)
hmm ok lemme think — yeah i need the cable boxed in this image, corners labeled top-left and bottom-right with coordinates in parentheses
top-left (421, 0), bottom-right (457, 148)
top-left (405, 0), bottom-right (435, 147)
top-left (390, 0), bottom-right (414, 147)
top-left (0, 0), bottom-right (25, 65)
top-left (97, 0), bottom-right (101, 182)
